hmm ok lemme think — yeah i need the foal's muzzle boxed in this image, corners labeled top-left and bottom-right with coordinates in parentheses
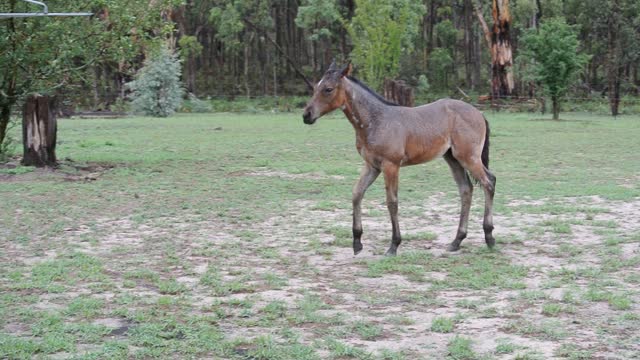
top-left (302, 110), bottom-right (316, 125)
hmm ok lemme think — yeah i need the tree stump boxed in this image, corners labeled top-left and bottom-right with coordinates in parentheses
top-left (22, 95), bottom-right (57, 167)
top-left (383, 79), bottom-right (415, 107)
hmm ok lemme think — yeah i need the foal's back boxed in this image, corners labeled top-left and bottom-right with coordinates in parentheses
top-left (382, 99), bottom-right (487, 167)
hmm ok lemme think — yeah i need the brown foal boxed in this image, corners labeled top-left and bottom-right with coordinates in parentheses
top-left (302, 61), bottom-right (496, 256)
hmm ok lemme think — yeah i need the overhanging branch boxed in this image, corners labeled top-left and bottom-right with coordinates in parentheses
top-left (242, 18), bottom-right (314, 92)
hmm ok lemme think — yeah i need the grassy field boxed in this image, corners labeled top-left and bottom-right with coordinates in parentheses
top-left (1, 110), bottom-right (639, 359)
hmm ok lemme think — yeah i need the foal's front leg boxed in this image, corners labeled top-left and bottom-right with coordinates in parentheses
top-left (382, 162), bottom-right (401, 256)
top-left (352, 163), bottom-right (380, 255)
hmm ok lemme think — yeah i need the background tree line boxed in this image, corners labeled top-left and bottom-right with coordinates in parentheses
top-left (2, 0), bottom-right (640, 131)
top-left (195, 0), bottom-right (639, 107)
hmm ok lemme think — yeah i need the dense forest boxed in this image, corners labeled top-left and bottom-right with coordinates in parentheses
top-left (2, 0), bottom-right (640, 119)
top-left (180, 0), bottom-right (640, 108)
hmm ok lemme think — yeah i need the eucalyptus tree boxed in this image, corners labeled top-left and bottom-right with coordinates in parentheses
top-left (347, 0), bottom-right (425, 90)
top-left (430, 5), bottom-right (458, 89)
top-left (566, 0), bottom-right (640, 115)
top-left (295, 0), bottom-right (343, 72)
top-left (473, 0), bottom-right (515, 99)
top-left (210, 0), bottom-right (314, 94)
top-left (520, 19), bottom-right (589, 119)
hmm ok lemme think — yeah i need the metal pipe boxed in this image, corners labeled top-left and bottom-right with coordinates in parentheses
top-left (0, 0), bottom-right (92, 19)
top-left (0, 13), bottom-right (93, 19)
top-left (21, 0), bottom-right (48, 14)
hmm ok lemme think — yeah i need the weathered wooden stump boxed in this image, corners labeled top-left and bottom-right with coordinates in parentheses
top-left (22, 95), bottom-right (57, 167)
top-left (383, 79), bottom-right (415, 107)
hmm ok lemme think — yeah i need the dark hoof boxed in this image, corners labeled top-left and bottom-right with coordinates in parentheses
top-left (353, 243), bottom-right (363, 255)
top-left (447, 242), bottom-right (461, 252)
top-left (485, 236), bottom-right (496, 249)
top-left (384, 248), bottom-right (397, 257)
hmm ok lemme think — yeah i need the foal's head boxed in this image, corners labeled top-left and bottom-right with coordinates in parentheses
top-left (303, 61), bottom-right (353, 125)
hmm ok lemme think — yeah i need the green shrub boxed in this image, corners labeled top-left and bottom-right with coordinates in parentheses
top-left (0, 118), bottom-right (17, 162)
top-left (416, 74), bottom-right (430, 95)
top-left (111, 97), bottom-right (130, 113)
top-left (128, 47), bottom-right (184, 117)
top-left (181, 93), bottom-right (213, 113)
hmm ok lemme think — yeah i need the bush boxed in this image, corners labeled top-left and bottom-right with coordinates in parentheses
top-left (111, 97), bottom-right (130, 114)
top-left (416, 74), bottom-right (430, 95)
top-left (181, 94), bottom-right (213, 113)
top-left (0, 119), bottom-right (17, 162)
top-left (128, 47), bottom-right (184, 117)
top-left (210, 96), bottom-right (308, 113)
top-left (429, 48), bottom-right (453, 89)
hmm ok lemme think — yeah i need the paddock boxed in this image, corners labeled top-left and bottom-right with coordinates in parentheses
top-left (1, 112), bottom-right (639, 359)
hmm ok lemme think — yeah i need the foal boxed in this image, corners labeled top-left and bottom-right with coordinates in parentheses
top-left (303, 61), bottom-right (496, 256)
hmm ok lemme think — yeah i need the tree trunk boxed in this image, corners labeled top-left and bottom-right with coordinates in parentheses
top-left (474, 0), bottom-right (514, 99)
top-left (607, 1), bottom-right (621, 116)
top-left (0, 103), bottom-right (12, 153)
top-left (464, 0), bottom-right (473, 89)
top-left (1, 1), bottom-right (18, 154)
top-left (490, 0), bottom-right (514, 98)
top-left (609, 69), bottom-right (622, 116)
top-left (473, 28), bottom-right (482, 90)
top-left (341, 28), bottom-right (349, 62)
top-left (184, 54), bottom-right (197, 95)
top-left (422, 12), bottom-right (429, 72)
top-left (260, 37), bottom-right (267, 95)
top-left (243, 18), bottom-right (314, 92)
top-left (551, 95), bottom-right (559, 120)
top-left (244, 35), bottom-right (252, 98)
top-left (92, 66), bottom-right (101, 109)
top-left (383, 79), bottom-right (415, 107)
top-left (22, 95), bottom-right (57, 167)
top-left (427, 0), bottom-right (437, 53)
top-left (342, 0), bottom-right (355, 60)
top-left (273, 57), bottom-right (278, 97)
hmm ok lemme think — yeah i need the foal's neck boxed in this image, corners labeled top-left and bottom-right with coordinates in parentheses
top-left (341, 78), bottom-right (384, 131)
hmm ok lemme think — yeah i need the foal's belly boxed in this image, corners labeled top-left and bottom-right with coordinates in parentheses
top-left (401, 136), bottom-right (450, 166)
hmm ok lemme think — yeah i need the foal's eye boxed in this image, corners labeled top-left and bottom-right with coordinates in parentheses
top-left (323, 87), bottom-right (334, 94)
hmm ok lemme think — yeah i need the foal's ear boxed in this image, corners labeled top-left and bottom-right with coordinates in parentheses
top-left (341, 61), bottom-right (353, 78)
top-left (327, 59), bottom-right (337, 72)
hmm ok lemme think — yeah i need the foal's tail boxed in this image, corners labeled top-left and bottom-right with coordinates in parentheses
top-left (481, 115), bottom-right (490, 170)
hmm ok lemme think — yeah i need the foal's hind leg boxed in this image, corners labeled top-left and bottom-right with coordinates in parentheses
top-left (444, 151), bottom-right (473, 252)
top-left (352, 163), bottom-right (381, 255)
top-left (465, 161), bottom-right (497, 249)
top-left (482, 169), bottom-right (497, 248)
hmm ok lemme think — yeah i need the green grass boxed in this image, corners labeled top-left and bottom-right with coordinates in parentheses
top-left (431, 316), bottom-right (455, 333)
top-left (1, 111), bottom-right (639, 358)
top-left (352, 319), bottom-right (384, 340)
top-left (495, 338), bottom-right (517, 354)
top-left (65, 296), bottom-right (104, 318)
top-left (554, 344), bottom-right (593, 359)
top-left (541, 302), bottom-right (564, 316)
top-left (447, 336), bottom-right (476, 360)
top-left (504, 319), bottom-right (568, 340)
top-left (156, 278), bottom-right (188, 295)
top-left (325, 338), bottom-right (372, 359)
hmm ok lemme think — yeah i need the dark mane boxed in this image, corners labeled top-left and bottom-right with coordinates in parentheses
top-left (346, 76), bottom-right (400, 107)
